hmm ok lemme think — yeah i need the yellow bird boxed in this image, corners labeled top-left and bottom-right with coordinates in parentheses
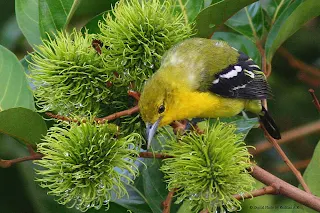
top-left (139, 38), bottom-right (281, 147)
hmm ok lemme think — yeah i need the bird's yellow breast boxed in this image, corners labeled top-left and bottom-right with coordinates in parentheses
top-left (161, 87), bottom-right (246, 126)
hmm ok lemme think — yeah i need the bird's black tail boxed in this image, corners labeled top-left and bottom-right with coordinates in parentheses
top-left (259, 106), bottom-right (281, 139)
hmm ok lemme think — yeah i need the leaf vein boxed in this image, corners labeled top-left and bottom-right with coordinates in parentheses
top-left (59, 0), bottom-right (68, 16)
top-left (14, 75), bottom-right (24, 107)
top-left (0, 64), bottom-right (13, 108)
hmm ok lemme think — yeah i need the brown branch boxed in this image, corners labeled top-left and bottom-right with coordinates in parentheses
top-left (0, 154), bottom-right (43, 168)
top-left (0, 145), bottom-right (43, 168)
top-left (261, 125), bottom-right (311, 193)
top-left (252, 165), bottom-right (320, 211)
top-left (95, 105), bottom-right (139, 123)
top-left (45, 112), bottom-right (76, 122)
top-left (298, 73), bottom-right (320, 87)
top-left (278, 47), bottom-right (320, 78)
top-left (309, 89), bottom-right (320, 112)
top-left (255, 40), bottom-right (272, 77)
top-left (233, 185), bottom-right (277, 200)
top-left (96, 90), bottom-right (140, 123)
top-left (47, 106), bottom-right (140, 124)
top-left (276, 159), bottom-right (311, 173)
top-left (46, 90), bottom-right (141, 124)
top-left (128, 90), bottom-right (140, 101)
top-left (162, 188), bottom-right (176, 213)
top-left (251, 120), bottom-right (320, 155)
top-left (139, 152), bottom-right (173, 159)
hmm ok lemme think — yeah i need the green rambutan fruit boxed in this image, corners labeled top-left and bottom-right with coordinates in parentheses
top-left (29, 29), bottom-right (112, 116)
top-left (98, 0), bottom-right (193, 92)
top-left (160, 121), bottom-right (255, 212)
top-left (34, 122), bottom-right (140, 212)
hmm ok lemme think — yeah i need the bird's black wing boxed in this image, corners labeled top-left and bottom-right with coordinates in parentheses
top-left (208, 51), bottom-right (271, 100)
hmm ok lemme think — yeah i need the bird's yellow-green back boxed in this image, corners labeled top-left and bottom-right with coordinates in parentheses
top-left (159, 38), bottom-right (240, 91)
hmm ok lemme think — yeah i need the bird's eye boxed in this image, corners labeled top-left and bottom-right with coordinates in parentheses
top-left (158, 105), bottom-right (165, 114)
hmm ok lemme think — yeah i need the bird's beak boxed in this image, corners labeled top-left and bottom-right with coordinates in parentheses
top-left (146, 117), bottom-right (162, 149)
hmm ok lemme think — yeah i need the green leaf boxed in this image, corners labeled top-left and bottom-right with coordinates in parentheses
top-left (20, 55), bottom-right (36, 91)
top-left (225, 2), bottom-right (264, 40)
top-left (114, 180), bottom-right (152, 213)
top-left (212, 32), bottom-right (261, 66)
top-left (204, 0), bottom-right (220, 7)
top-left (231, 116), bottom-right (259, 136)
top-left (113, 137), bottom-right (166, 213)
top-left (113, 185), bottom-right (151, 213)
top-left (219, 115), bottom-right (259, 137)
top-left (39, 0), bottom-right (81, 37)
top-left (173, 0), bottom-right (204, 23)
top-left (74, 0), bottom-right (118, 17)
top-left (194, 0), bottom-right (257, 38)
top-left (260, 0), bottom-right (291, 21)
top-left (115, 142), bottom-right (183, 213)
top-left (265, 0), bottom-right (320, 62)
top-left (83, 11), bottom-right (110, 34)
top-left (20, 55), bottom-right (32, 75)
top-left (0, 45), bottom-right (35, 111)
top-left (0, 108), bottom-right (47, 146)
top-left (117, 158), bottom-right (168, 213)
top-left (198, 116), bottom-right (259, 138)
top-left (140, 158), bottom-right (168, 212)
top-left (89, 202), bottom-right (129, 213)
top-left (15, 0), bottom-right (42, 46)
top-left (127, 158), bottom-right (168, 213)
top-left (291, 141), bottom-right (320, 213)
top-left (115, 191), bottom-right (152, 213)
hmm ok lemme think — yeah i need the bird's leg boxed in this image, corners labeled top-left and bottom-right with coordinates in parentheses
top-left (185, 118), bottom-right (205, 130)
top-left (170, 120), bottom-right (187, 136)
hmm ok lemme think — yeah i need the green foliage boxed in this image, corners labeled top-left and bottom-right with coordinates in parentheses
top-left (195, 0), bottom-right (257, 38)
top-left (84, 11), bottom-right (111, 34)
top-left (35, 121), bottom-right (140, 212)
top-left (0, 108), bottom-right (47, 145)
top-left (114, 158), bottom-right (169, 213)
top-left (39, 0), bottom-right (80, 37)
top-left (171, 0), bottom-right (204, 23)
top-left (291, 141), bottom-right (320, 213)
top-left (15, 0), bottom-right (42, 46)
top-left (0, 45), bottom-right (35, 111)
top-left (225, 2), bottom-right (265, 40)
top-left (29, 29), bottom-right (109, 116)
top-left (161, 121), bottom-right (255, 212)
top-left (265, 0), bottom-right (320, 62)
top-left (204, 115), bottom-right (259, 137)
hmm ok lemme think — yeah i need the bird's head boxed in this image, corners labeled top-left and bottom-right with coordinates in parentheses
top-left (139, 71), bottom-right (177, 147)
